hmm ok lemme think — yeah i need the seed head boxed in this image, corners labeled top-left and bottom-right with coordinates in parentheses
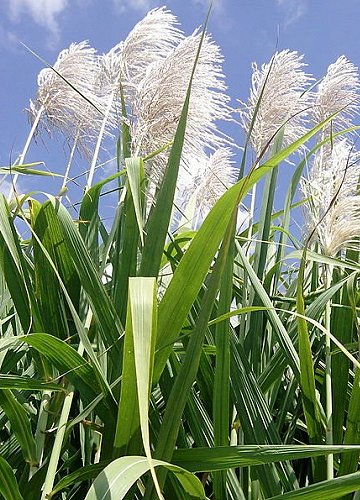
top-left (99, 7), bottom-right (183, 104)
top-left (129, 30), bottom-right (233, 186)
top-left (239, 50), bottom-right (313, 158)
top-left (29, 41), bottom-right (112, 156)
top-left (312, 55), bottom-right (360, 133)
top-left (178, 147), bottom-right (237, 225)
top-left (302, 139), bottom-right (360, 256)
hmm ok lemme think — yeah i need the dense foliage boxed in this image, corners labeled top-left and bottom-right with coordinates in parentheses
top-left (0, 7), bottom-right (360, 500)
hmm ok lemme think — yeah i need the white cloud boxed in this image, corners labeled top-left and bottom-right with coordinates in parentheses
top-left (0, 26), bottom-right (21, 52)
top-left (7, 0), bottom-right (68, 43)
top-left (191, 0), bottom-right (230, 30)
top-left (112, 0), bottom-right (158, 14)
top-left (192, 0), bottom-right (223, 11)
top-left (276, 0), bottom-right (306, 27)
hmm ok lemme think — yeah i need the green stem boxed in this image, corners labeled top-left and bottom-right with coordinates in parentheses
top-left (8, 104), bottom-right (44, 200)
top-left (30, 389), bottom-right (52, 478)
top-left (59, 130), bottom-right (79, 196)
top-left (41, 385), bottom-right (76, 499)
top-left (86, 91), bottom-right (115, 191)
top-left (325, 264), bottom-right (334, 479)
top-left (41, 308), bottom-right (92, 498)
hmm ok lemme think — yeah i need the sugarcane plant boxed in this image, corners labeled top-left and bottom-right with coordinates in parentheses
top-left (0, 6), bottom-right (360, 500)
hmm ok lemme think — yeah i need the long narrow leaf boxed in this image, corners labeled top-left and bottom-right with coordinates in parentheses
top-left (0, 456), bottom-right (24, 500)
top-left (20, 334), bottom-right (117, 425)
top-left (84, 456), bottom-right (205, 500)
top-left (172, 445), bottom-right (360, 471)
top-left (0, 389), bottom-right (37, 467)
top-left (267, 471), bottom-right (360, 500)
top-left (130, 277), bottom-right (161, 497)
top-left (296, 253), bottom-right (325, 481)
top-left (139, 6), bottom-right (214, 279)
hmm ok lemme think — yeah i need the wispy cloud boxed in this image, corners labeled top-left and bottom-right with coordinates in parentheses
top-left (0, 25), bottom-right (21, 52)
top-left (112, 0), bottom-right (158, 14)
top-left (276, 0), bottom-right (307, 27)
top-left (6, 0), bottom-right (69, 45)
top-left (192, 0), bottom-right (223, 11)
top-left (191, 0), bottom-right (231, 31)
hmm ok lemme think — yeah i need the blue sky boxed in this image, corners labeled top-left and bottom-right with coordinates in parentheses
top-left (0, 0), bottom-right (359, 208)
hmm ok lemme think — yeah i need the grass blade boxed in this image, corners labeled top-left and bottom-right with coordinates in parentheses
top-left (129, 278), bottom-right (159, 493)
top-left (155, 164), bottom-right (275, 383)
top-left (0, 389), bottom-right (37, 467)
top-left (339, 368), bottom-right (360, 476)
top-left (0, 375), bottom-right (61, 391)
top-left (84, 456), bottom-right (206, 500)
top-left (236, 241), bottom-right (300, 377)
top-left (172, 445), bottom-right (360, 471)
top-left (213, 211), bottom-right (236, 499)
top-left (147, 210), bottom-right (236, 497)
top-left (49, 199), bottom-right (124, 356)
top-left (139, 11), bottom-right (210, 278)
top-left (20, 334), bottom-right (117, 425)
top-left (126, 157), bottom-right (145, 246)
top-left (267, 471), bottom-right (360, 500)
top-left (296, 253), bottom-right (325, 481)
top-left (0, 456), bottom-right (24, 500)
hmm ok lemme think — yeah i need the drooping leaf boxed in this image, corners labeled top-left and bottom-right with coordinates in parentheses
top-left (84, 456), bottom-right (206, 500)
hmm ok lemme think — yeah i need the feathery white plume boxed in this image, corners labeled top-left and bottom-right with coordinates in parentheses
top-left (129, 30), bottom-right (233, 185)
top-left (301, 139), bottom-right (360, 256)
top-left (29, 41), bottom-right (112, 156)
top-left (312, 55), bottom-right (360, 133)
top-left (94, 8), bottom-right (234, 195)
top-left (239, 50), bottom-right (313, 157)
top-left (26, 8), bottom-right (233, 198)
top-left (99, 8), bottom-right (183, 104)
top-left (118, 7), bottom-right (183, 88)
top-left (178, 148), bottom-right (237, 226)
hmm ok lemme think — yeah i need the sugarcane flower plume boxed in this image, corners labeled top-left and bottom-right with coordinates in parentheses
top-left (99, 7), bottom-right (233, 188)
top-left (99, 8), bottom-right (183, 110)
top-left (127, 29), bottom-right (233, 188)
top-left (178, 148), bottom-right (237, 227)
top-left (239, 50), bottom-right (313, 158)
top-left (312, 55), bottom-right (360, 135)
top-left (29, 41), bottom-right (114, 156)
top-left (301, 139), bottom-right (360, 256)
top-left (119, 7), bottom-right (183, 87)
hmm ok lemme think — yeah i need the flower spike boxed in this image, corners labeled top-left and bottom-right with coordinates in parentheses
top-left (239, 50), bottom-right (313, 157)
